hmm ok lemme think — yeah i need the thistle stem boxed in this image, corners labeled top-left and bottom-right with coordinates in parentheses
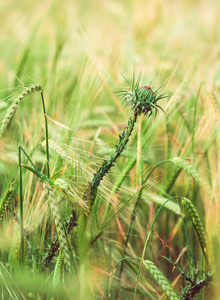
top-left (89, 112), bottom-right (138, 207)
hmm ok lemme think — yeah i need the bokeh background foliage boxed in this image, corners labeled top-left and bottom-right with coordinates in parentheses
top-left (0, 0), bottom-right (219, 299)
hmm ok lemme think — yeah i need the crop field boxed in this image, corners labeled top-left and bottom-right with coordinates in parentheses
top-left (0, 0), bottom-right (219, 299)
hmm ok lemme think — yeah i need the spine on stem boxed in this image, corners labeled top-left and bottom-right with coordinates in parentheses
top-left (89, 113), bottom-right (138, 207)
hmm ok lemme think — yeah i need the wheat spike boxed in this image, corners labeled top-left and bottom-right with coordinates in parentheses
top-left (0, 183), bottom-right (14, 225)
top-left (42, 139), bottom-right (72, 161)
top-left (42, 139), bottom-right (82, 170)
top-left (144, 260), bottom-right (179, 300)
top-left (170, 157), bottom-right (211, 193)
top-left (181, 198), bottom-right (209, 266)
top-left (48, 192), bottom-right (71, 272)
top-left (207, 88), bottom-right (220, 120)
top-left (52, 251), bottom-right (63, 287)
top-left (171, 158), bottom-right (201, 183)
top-left (0, 84), bottom-right (42, 137)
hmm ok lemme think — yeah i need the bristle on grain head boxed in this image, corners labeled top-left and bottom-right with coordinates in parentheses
top-left (116, 74), bottom-right (168, 117)
top-left (0, 84), bottom-right (42, 138)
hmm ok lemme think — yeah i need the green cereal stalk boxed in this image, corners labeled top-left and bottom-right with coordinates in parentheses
top-left (48, 193), bottom-right (71, 272)
top-left (117, 187), bottom-right (143, 296)
top-left (133, 196), bottom-right (184, 300)
top-left (118, 160), bottom-right (171, 285)
top-left (164, 168), bottom-right (181, 194)
top-left (19, 146), bottom-right (24, 264)
top-left (18, 145), bottom-right (52, 265)
top-left (0, 262), bottom-right (26, 299)
top-left (144, 260), bottom-right (179, 300)
top-left (181, 198), bottom-right (209, 268)
top-left (40, 90), bottom-right (50, 178)
top-left (192, 83), bottom-right (203, 154)
top-left (0, 183), bottom-right (14, 225)
top-left (0, 84), bottom-right (50, 179)
top-left (52, 251), bottom-right (63, 287)
top-left (18, 145), bottom-right (78, 268)
top-left (0, 84), bottom-right (42, 138)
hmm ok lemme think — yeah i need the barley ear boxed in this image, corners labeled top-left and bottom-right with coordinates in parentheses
top-left (0, 261), bottom-right (26, 298)
top-left (42, 208), bottom-right (77, 269)
top-left (52, 251), bottom-right (63, 287)
top-left (181, 198), bottom-right (209, 268)
top-left (48, 193), bottom-right (71, 273)
top-left (0, 183), bottom-right (14, 225)
top-left (0, 84), bottom-right (42, 138)
top-left (144, 260), bottom-right (179, 300)
top-left (42, 139), bottom-right (72, 161)
top-left (170, 157), bottom-right (210, 193)
top-left (207, 88), bottom-right (220, 119)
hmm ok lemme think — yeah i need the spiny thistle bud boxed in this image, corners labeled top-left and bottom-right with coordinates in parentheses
top-left (117, 74), bottom-right (168, 117)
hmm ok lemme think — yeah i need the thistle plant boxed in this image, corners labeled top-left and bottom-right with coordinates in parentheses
top-left (163, 246), bottom-right (212, 300)
top-left (118, 74), bottom-right (168, 117)
top-left (0, 72), bottom-right (215, 299)
top-left (87, 74), bottom-right (168, 208)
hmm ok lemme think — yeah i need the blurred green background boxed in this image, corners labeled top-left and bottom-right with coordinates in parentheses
top-left (0, 0), bottom-right (220, 299)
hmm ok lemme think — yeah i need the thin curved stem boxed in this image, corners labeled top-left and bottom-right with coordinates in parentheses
top-left (118, 160), bottom-right (170, 286)
top-left (19, 146), bottom-right (24, 264)
top-left (133, 196), bottom-right (184, 300)
top-left (41, 90), bottom-right (50, 178)
top-left (108, 256), bottom-right (141, 299)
